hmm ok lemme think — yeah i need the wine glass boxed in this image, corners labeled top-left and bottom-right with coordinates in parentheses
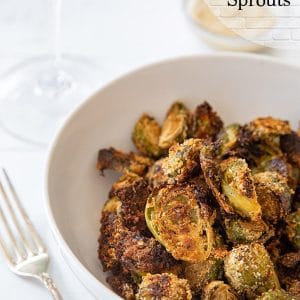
top-left (0, 0), bottom-right (101, 146)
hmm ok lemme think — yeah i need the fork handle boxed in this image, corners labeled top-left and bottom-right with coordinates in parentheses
top-left (39, 273), bottom-right (63, 300)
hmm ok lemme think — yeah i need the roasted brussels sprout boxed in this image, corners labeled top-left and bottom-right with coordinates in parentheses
top-left (107, 273), bottom-right (136, 300)
top-left (255, 289), bottom-right (295, 300)
top-left (116, 231), bottom-right (178, 275)
top-left (224, 218), bottom-right (267, 244)
top-left (183, 257), bottom-right (224, 295)
top-left (145, 184), bottom-right (214, 262)
top-left (158, 102), bottom-right (190, 149)
top-left (200, 144), bottom-right (234, 214)
top-left (132, 114), bottom-right (162, 158)
top-left (281, 132), bottom-right (300, 168)
top-left (217, 123), bottom-right (241, 157)
top-left (110, 172), bottom-right (150, 231)
top-left (190, 101), bottom-right (223, 140)
top-left (202, 281), bottom-right (238, 300)
top-left (224, 243), bottom-right (280, 299)
top-left (254, 172), bottom-right (293, 224)
top-left (146, 157), bottom-right (169, 188)
top-left (248, 117), bottom-right (291, 141)
top-left (97, 147), bottom-right (153, 176)
top-left (136, 273), bottom-right (192, 300)
top-left (221, 157), bottom-right (261, 220)
top-left (286, 209), bottom-right (300, 250)
top-left (162, 138), bottom-right (203, 183)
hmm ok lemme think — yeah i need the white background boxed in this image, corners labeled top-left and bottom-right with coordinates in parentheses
top-left (0, 1), bottom-right (299, 299)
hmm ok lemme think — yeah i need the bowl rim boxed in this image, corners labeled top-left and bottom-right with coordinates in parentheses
top-left (44, 52), bottom-right (300, 297)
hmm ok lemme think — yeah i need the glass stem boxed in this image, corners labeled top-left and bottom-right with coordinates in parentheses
top-left (53, 0), bottom-right (62, 68)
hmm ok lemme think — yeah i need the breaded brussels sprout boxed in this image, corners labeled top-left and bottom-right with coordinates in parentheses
top-left (190, 101), bottom-right (223, 140)
top-left (224, 218), bottom-right (267, 244)
top-left (158, 102), bottom-right (190, 149)
top-left (136, 273), bottom-right (192, 300)
top-left (200, 144), bottom-right (234, 214)
top-left (116, 231), bottom-right (178, 275)
top-left (202, 281), bottom-right (238, 300)
top-left (254, 172), bottom-right (293, 224)
top-left (217, 123), bottom-right (241, 157)
top-left (162, 138), bottom-right (203, 183)
top-left (145, 184), bottom-right (214, 262)
top-left (248, 117), bottom-right (291, 141)
top-left (224, 243), bottom-right (280, 299)
top-left (183, 257), bottom-right (224, 295)
top-left (146, 157), bottom-right (169, 188)
top-left (132, 114), bottom-right (162, 158)
top-left (281, 132), bottom-right (300, 168)
top-left (97, 147), bottom-right (153, 176)
top-left (255, 289), bottom-right (296, 300)
top-left (286, 209), bottom-right (300, 250)
top-left (107, 273), bottom-right (137, 300)
top-left (110, 172), bottom-right (150, 231)
top-left (221, 157), bottom-right (261, 220)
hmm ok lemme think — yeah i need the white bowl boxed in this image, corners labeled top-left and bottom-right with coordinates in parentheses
top-left (45, 53), bottom-right (300, 299)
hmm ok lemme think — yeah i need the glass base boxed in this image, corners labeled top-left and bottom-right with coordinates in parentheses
top-left (0, 55), bottom-right (101, 146)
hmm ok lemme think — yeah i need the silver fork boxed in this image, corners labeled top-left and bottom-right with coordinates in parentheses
top-left (0, 168), bottom-right (62, 300)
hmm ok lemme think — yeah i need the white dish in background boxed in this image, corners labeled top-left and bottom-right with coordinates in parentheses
top-left (45, 54), bottom-right (300, 299)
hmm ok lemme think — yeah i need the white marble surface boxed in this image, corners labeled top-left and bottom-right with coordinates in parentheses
top-left (0, 1), bottom-right (299, 299)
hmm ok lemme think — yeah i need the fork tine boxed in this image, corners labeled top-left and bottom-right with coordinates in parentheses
top-left (0, 234), bottom-right (15, 266)
top-left (0, 181), bottom-right (35, 256)
top-left (1, 169), bottom-right (46, 252)
top-left (0, 198), bottom-right (23, 261)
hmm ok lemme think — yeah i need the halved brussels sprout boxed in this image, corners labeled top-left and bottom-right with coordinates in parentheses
top-left (202, 281), bottom-right (238, 300)
top-left (190, 101), bottom-right (223, 140)
top-left (281, 132), bottom-right (300, 168)
top-left (221, 157), bottom-right (261, 220)
top-left (183, 257), bottom-right (224, 295)
top-left (286, 209), bottom-right (300, 250)
top-left (224, 243), bottom-right (280, 299)
top-left (217, 123), bottom-right (241, 157)
top-left (158, 102), bottom-right (190, 149)
top-left (97, 147), bottom-right (153, 176)
top-left (254, 172), bottom-right (293, 224)
top-left (200, 144), bottom-right (234, 214)
top-left (224, 218), bottom-right (267, 244)
top-left (255, 289), bottom-right (295, 300)
top-left (145, 184), bottom-right (214, 262)
top-left (162, 138), bottom-right (203, 183)
top-left (136, 273), bottom-right (192, 300)
top-left (146, 157), bottom-right (169, 188)
top-left (248, 117), bottom-right (291, 141)
top-left (132, 114), bottom-right (162, 158)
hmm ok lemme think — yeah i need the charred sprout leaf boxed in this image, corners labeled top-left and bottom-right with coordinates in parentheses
top-left (145, 184), bottom-right (214, 262)
top-left (224, 218), bottom-right (267, 244)
top-left (217, 123), bottom-right (241, 157)
top-left (136, 273), bottom-right (192, 300)
top-left (248, 117), bottom-right (291, 141)
top-left (286, 209), bottom-right (300, 250)
top-left (158, 102), bottom-right (190, 149)
top-left (202, 281), bottom-right (238, 300)
top-left (183, 257), bottom-right (224, 295)
top-left (162, 138), bottom-right (203, 183)
top-left (254, 172), bottom-right (293, 224)
top-left (200, 144), bottom-right (234, 214)
top-left (221, 157), bottom-right (261, 220)
top-left (132, 114), bottom-right (162, 158)
top-left (224, 243), bottom-right (280, 299)
top-left (281, 132), bottom-right (300, 168)
top-left (110, 172), bottom-right (150, 232)
top-left (255, 289), bottom-right (296, 300)
top-left (190, 101), bottom-right (223, 140)
top-left (97, 147), bottom-right (153, 176)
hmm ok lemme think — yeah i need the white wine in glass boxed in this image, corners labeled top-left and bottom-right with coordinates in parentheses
top-left (0, 0), bottom-right (101, 145)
